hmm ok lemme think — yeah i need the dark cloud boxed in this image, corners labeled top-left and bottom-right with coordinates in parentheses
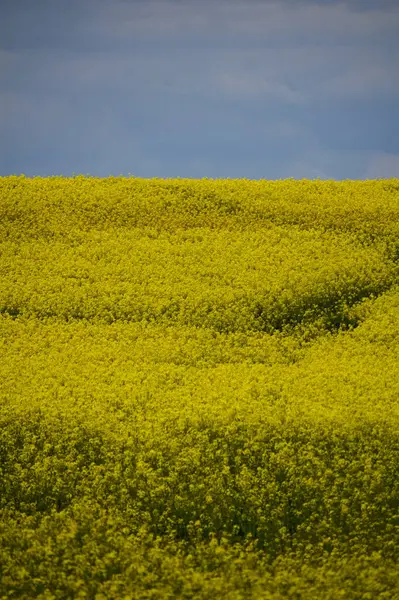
top-left (2, 0), bottom-right (399, 52)
top-left (1, 0), bottom-right (398, 178)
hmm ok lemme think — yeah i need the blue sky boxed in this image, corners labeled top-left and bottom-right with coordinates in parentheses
top-left (1, 0), bottom-right (399, 179)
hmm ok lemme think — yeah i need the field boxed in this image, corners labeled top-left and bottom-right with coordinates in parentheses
top-left (1, 176), bottom-right (398, 599)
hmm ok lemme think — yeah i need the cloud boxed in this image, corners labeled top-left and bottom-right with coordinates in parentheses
top-left (89, 0), bottom-right (399, 47)
top-left (3, 0), bottom-right (398, 53)
top-left (1, 0), bottom-right (399, 179)
top-left (364, 153), bottom-right (399, 179)
top-left (322, 64), bottom-right (399, 98)
top-left (2, 0), bottom-right (398, 105)
top-left (217, 73), bottom-right (308, 104)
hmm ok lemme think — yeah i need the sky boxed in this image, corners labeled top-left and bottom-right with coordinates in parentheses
top-left (1, 0), bottom-right (399, 180)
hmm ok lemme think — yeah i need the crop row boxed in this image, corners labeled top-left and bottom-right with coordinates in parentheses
top-left (1, 226), bottom-right (397, 334)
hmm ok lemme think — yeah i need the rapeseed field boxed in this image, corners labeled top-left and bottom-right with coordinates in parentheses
top-left (1, 176), bottom-right (398, 599)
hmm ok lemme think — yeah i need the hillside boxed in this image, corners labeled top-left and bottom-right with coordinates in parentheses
top-left (1, 176), bottom-right (399, 599)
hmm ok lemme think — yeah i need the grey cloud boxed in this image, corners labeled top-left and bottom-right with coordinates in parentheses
top-left (4, 0), bottom-right (398, 53)
top-left (90, 0), bottom-right (399, 45)
top-left (217, 73), bottom-right (308, 104)
top-left (1, 0), bottom-right (399, 179)
top-left (364, 153), bottom-right (399, 179)
top-left (4, 40), bottom-right (395, 108)
top-left (2, 0), bottom-right (398, 106)
top-left (323, 65), bottom-right (399, 98)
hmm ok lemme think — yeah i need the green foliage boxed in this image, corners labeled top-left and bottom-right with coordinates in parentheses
top-left (0, 176), bottom-right (398, 598)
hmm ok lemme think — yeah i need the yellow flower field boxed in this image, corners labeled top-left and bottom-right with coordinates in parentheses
top-left (1, 176), bottom-right (398, 599)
